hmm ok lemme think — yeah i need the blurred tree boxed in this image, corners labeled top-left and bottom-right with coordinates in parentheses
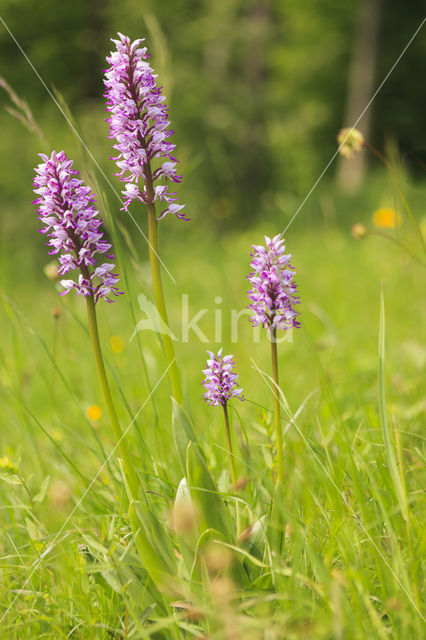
top-left (336, 0), bottom-right (383, 191)
top-left (0, 0), bottom-right (425, 230)
top-left (0, 0), bottom-right (106, 105)
top-left (374, 0), bottom-right (426, 174)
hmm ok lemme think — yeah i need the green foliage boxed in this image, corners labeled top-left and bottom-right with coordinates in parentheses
top-left (0, 212), bottom-right (425, 637)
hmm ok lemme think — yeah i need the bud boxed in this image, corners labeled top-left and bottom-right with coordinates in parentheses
top-left (337, 127), bottom-right (364, 159)
top-left (172, 478), bottom-right (197, 534)
top-left (51, 307), bottom-right (62, 318)
top-left (351, 223), bottom-right (367, 240)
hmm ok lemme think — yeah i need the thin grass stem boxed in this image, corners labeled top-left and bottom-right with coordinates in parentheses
top-left (270, 328), bottom-right (284, 485)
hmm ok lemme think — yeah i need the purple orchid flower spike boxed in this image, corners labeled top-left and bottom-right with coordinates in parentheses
top-left (202, 348), bottom-right (243, 486)
top-left (247, 234), bottom-right (300, 334)
top-left (202, 348), bottom-right (244, 407)
top-left (33, 150), bottom-right (122, 303)
top-left (247, 233), bottom-right (300, 486)
top-left (104, 32), bottom-right (187, 220)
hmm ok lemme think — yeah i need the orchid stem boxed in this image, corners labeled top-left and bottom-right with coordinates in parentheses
top-left (85, 294), bottom-right (140, 499)
top-left (222, 403), bottom-right (237, 487)
top-left (270, 328), bottom-right (284, 485)
top-left (147, 201), bottom-right (183, 405)
top-left (223, 402), bottom-right (241, 534)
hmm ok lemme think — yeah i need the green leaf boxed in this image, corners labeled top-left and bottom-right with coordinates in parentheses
top-left (172, 399), bottom-right (198, 476)
top-left (268, 479), bottom-right (285, 555)
top-left (129, 498), bottom-right (176, 587)
top-left (378, 291), bottom-right (409, 521)
top-left (244, 515), bottom-right (267, 557)
top-left (25, 517), bottom-right (39, 541)
top-left (33, 475), bottom-right (50, 503)
top-left (186, 441), bottom-right (231, 538)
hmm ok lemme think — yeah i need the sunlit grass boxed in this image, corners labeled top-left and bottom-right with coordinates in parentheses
top-left (0, 210), bottom-right (425, 637)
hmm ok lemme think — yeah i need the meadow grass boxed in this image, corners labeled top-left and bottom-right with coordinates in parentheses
top-left (0, 207), bottom-right (425, 638)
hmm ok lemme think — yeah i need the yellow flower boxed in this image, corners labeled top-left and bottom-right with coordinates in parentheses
top-left (86, 405), bottom-right (102, 421)
top-left (110, 335), bottom-right (125, 354)
top-left (372, 207), bottom-right (401, 229)
top-left (0, 456), bottom-right (18, 474)
top-left (337, 127), bottom-right (364, 158)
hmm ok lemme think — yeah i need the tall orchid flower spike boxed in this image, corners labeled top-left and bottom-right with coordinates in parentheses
top-left (104, 33), bottom-right (185, 405)
top-left (247, 234), bottom-right (300, 334)
top-left (247, 234), bottom-right (300, 485)
top-left (104, 32), bottom-right (187, 220)
top-left (202, 349), bottom-right (244, 407)
top-left (33, 151), bottom-right (122, 303)
top-left (33, 150), bottom-right (143, 502)
top-left (202, 349), bottom-right (243, 486)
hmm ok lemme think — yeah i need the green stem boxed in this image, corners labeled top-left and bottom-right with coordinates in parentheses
top-left (367, 230), bottom-right (426, 267)
top-left (50, 309), bottom-right (60, 416)
top-left (85, 294), bottom-right (140, 499)
top-left (223, 403), bottom-right (241, 535)
top-left (270, 328), bottom-right (284, 485)
top-left (130, 95), bottom-right (183, 404)
top-left (18, 473), bottom-right (38, 535)
top-left (364, 142), bottom-right (426, 255)
top-left (222, 403), bottom-right (237, 487)
top-left (146, 201), bottom-right (183, 404)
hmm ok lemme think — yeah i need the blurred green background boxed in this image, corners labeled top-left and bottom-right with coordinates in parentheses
top-left (0, 0), bottom-right (426, 272)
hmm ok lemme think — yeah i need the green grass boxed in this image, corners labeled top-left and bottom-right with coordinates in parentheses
top-left (0, 198), bottom-right (425, 638)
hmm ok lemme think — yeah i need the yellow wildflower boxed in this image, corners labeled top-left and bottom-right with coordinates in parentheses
top-left (110, 335), bottom-right (125, 354)
top-left (86, 405), bottom-right (102, 421)
top-left (372, 207), bottom-right (401, 229)
top-left (0, 456), bottom-right (18, 474)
